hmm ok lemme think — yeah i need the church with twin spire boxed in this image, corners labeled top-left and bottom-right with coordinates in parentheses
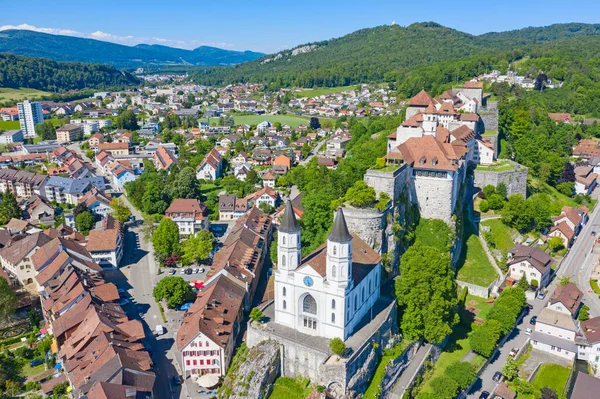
top-left (274, 201), bottom-right (382, 340)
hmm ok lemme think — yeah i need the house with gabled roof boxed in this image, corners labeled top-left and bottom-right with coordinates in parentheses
top-left (507, 244), bottom-right (553, 289)
top-left (196, 148), bottom-right (223, 180)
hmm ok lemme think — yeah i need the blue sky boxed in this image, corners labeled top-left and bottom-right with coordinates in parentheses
top-left (2, 0), bottom-right (599, 53)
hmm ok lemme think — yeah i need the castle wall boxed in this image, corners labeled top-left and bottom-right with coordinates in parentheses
top-left (342, 206), bottom-right (387, 252)
top-left (413, 174), bottom-right (455, 224)
top-left (473, 161), bottom-right (528, 198)
top-left (480, 112), bottom-right (499, 132)
top-left (364, 164), bottom-right (410, 203)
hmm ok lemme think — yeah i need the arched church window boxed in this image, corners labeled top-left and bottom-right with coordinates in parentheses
top-left (303, 295), bottom-right (317, 315)
top-left (283, 300), bottom-right (287, 310)
top-left (332, 299), bottom-right (336, 309)
top-left (331, 313), bottom-right (336, 323)
top-left (283, 287), bottom-right (286, 297)
top-left (332, 265), bottom-right (337, 278)
top-left (282, 236), bottom-right (286, 245)
top-left (333, 246), bottom-right (337, 255)
top-left (282, 255), bottom-right (286, 267)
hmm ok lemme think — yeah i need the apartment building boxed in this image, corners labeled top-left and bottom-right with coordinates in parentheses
top-left (18, 100), bottom-right (44, 139)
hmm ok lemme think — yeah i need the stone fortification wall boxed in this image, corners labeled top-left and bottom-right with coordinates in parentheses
top-left (413, 176), bottom-right (454, 224)
top-left (364, 164), bottom-right (410, 204)
top-left (480, 112), bottom-right (499, 132)
top-left (342, 206), bottom-right (387, 252)
top-left (473, 161), bottom-right (528, 198)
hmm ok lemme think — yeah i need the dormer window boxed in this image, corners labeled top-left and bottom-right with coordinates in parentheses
top-left (432, 158), bottom-right (438, 166)
top-left (419, 157), bottom-right (426, 165)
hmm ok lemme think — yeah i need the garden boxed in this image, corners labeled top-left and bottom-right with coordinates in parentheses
top-left (456, 219), bottom-right (499, 287)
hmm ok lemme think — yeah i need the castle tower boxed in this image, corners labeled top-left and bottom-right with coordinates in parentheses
top-left (422, 102), bottom-right (438, 135)
top-left (278, 200), bottom-right (301, 271)
top-left (326, 208), bottom-right (353, 287)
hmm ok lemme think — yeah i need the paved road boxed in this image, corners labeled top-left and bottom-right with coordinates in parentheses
top-left (468, 200), bottom-right (600, 398)
top-left (391, 344), bottom-right (432, 398)
top-left (300, 138), bottom-right (327, 165)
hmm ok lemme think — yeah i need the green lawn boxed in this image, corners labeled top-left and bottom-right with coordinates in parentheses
top-left (294, 85), bottom-right (356, 98)
top-left (0, 87), bottom-right (49, 102)
top-left (528, 177), bottom-right (579, 214)
top-left (475, 160), bottom-right (520, 172)
top-left (480, 219), bottom-right (517, 257)
top-left (22, 362), bottom-right (46, 378)
top-left (591, 279), bottom-right (600, 295)
top-left (457, 223), bottom-right (498, 287)
top-left (268, 377), bottom-right (312, 399)
top-left (465, 294), bottom-right (494, 320)
top-left (516, 363), bottom-right (571, 399)
top-left (482, 130), bottom-right (498, 137)
top-left (199, 183), bottom-right (222, 198)
top-left (0, 120), bottom-right (20, 130)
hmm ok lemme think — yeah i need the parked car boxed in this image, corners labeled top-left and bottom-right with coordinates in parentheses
top-left (530, 316), bottom-right (537, 325)
top-left (537, 291), bottom-right (546, 300)
top-left (180, 268), bottom-right (186, 274)
top-left (184, 268), bottom-right (193, 275)
top-left (509, 347), bottom-right (518, 358)
top-left (479, 392), bottom-right (490, 399)
top-left (155, 325), bottom-right (165, 336)
top-left (592, 231), bottom-right (596, 236)
top-left (493, 371), bottom-right (502, 383)
top-left (525, 327), bottom-right (533, 335)
top-left (29, 359), bottom-right (44, 367)
top-left (193, 268), bottom-right (199, 274)
top-left (169, 269), bottom-right (176, 275)
top-left (118, 298), bottom-right (130, 306)
top-left (172, 375), bottom-right (182, 385)
top-left (527, 304), bottom-right (534, 310)
top-left (199, 267), bottom-right (205, 273)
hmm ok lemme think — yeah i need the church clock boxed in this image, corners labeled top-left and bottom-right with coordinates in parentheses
top-left (303, 276), bottom-right (313, 287)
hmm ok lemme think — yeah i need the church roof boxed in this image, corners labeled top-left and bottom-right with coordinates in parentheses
top-left (279, 200), bottom-right (300, 233)
top-left (298, 233), bottom-right (381, 284)
top-left (328, 208), bottom-right (352, 243)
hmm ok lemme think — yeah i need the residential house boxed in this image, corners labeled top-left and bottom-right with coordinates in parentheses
top-left (218, 195), bottom-right (249, 221)
top-left (177, 273), bottom-right (246, 378)
top-left (273, 194), bottom-right (303, 226)
top-left (20, 195), bottom-right (54, 225)
top-left (153, 146), bottom-right (178, 172)
top-left (108, 161), bottom-right (137, 191)
top-left (88, 133), bottom-right (105, 148)
top-left (249, 186), bottom-right (279, 210)
top-left (196, 149), bottom-right (223, 181)
top-left (575, 166), bottom-right (598, 195)
top-left (87, 216), bottom-right (124, 268)
top-left (548, 113), bottom-right (572, 124)
top-left (549, 206), bottom-right (588, 248)
top-left (570, 372), bottom-right (600, 399)
top-left (507, 244), bottom-right (553, 289)
top-left (531, 307), bottom-right (577, 360)
top-left (165, 199), bottom-right (209, 237)
top-left (0, 232), bottom-right (52, 285)
top-left (80, 188), bottom-right (112, 218)
top-left (56, 124), bottom-right (83, 143)
top-left (261, 171), bottom-right (277, 188)
top-left (547, 282), bottom-right (582, 317)
top-left (234, 164), bottom-right (251, 181)
top-left (273, 154), bottom-right (291, 172)
top-left (0, 129), bottom-right (24, 144)
top-left (43, 176), bottom-right (106, 205)
top-left (97, 142), bottom-right (130, 156)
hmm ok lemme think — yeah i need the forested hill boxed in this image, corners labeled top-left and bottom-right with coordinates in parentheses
top-left (0, 30), bottom-right (264, 69)
top-left (190, 22), bottom-right (600, 87)
top-left (0, 53), bottom-right (140, 91)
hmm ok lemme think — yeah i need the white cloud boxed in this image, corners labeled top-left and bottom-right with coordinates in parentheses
top-left (0, 23), bottom-right (236, 50)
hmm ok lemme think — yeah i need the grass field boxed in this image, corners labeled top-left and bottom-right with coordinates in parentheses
top-left (480, 219), bottom-right (518, 257)
top-left (202, 114), bottom-right (310, 128)
top-left (0, 120), bottom-right (20, 131)
top-left (475, 160), bottom-right (520, 172)
top-left (0, 87), bottom-right (50, 102)
top-left (517, 363), bottom-right (571, 399)
top-left (268, 377), bottom-right (312, 399)
top-left (457, 222), bottom-right (498, 287)
top-left (22, 362), bottom-right (46, 378)
top-left (294, 86), bottom-right (356, 98)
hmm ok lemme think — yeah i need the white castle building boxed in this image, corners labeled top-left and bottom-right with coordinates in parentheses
top-left (274, 202), bottom-right (382, 340)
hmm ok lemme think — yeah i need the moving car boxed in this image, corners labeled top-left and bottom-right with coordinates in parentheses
top-left (530, 316), bottom-right (537, 325)
top-left (479, 392), bottom-right (490, 399)
top-left (493, 371), bottom-right (502, 383)
top-left (180, 268), bottom-right (186, 274)
top-left (199, 267), bottom-right (205, 273)
top-left (525, 327), bottom-right (533, 335)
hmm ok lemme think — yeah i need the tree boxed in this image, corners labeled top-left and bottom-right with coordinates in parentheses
top-left (578, 304), bottom-right (590, 321)
top-left (73, 202), bottom-right (89, 218)
top-left (0, 277), bottom-right (17, 324)
top-left (479, 199), bottom-right (489, 213)
top-left (258, 202), bottom-right (275, 214)
top-left (496, 182), bottom-right (508, 199)
top-left (309, 117), bottom-right (321, 130)
top-left (344, 180), bottom-right (376, 207)
top-left (75, 211), bottom-right (96, 235)
top-left (85, 149), bottom-right (96, 159)
top-left (482, 185), bottom-right (496, 198)
top-left (246, 169), bottom-right (259, 186)
top-left (430, 375), bottom-right (459, 399)
top-left (152, 218), bottom-right (181, 262)
top-left (180, 230), bottom-right (214, 265)
top-left (329, 338), bottom-right (346, 356)
top-left (540, 387), bottom-right (558, 399)
top-left (557, 162), bottom-right (576, 184)
top-left (164, 254), bottom-right (181, 267)
top-left (558, 276), bottom-right (571, 286)
top-left (446, 361), bottom-right (476, 390)
top-left (153, 276), bottom-right (193, 308)
top-left (170, 167), bottom-right (201, 199)
top-left (502, 358), bottom-right (519, 380)
top-left (110, 197), bottom-right (132, 224)
top-left (302, 143), bottom-right (311, 159)
top-left (395, 244), bottom-right (457, 343)
top-left (0, 352), bottom-right (23, 390)
top-left (0, 190), bottom-right (21, 223)
top-left (556, 182), bottom-right (575, 197)
top-left (548, 236), bottom-right (564, 252)
top-left (28, 309), bottom-right (41, 328)
top-left (117, 110), bottom-right (139, 130)
top-left (52, 382), bottom-right (69, 396)
top-left (470, 319), bottom-right (502, 357)
top-left (4, 379), bottom-right (21, 397)
top-left (517, 275), bottom-right (529, 290)
top-left (514, 378), bottom-right (534, 396)
top-left (249, 307), bottom-right (264, 322)
top-left (35, 121), bottom-right (56, 140)
top-left (488, 194), bottom-right (505, 210)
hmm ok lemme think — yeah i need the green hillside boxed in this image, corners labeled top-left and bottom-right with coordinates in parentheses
top-left (0, 30), bottom-right (264, 69)
top-left (190, 22), bottom-right (600, 88)
top-left (0, 52), bottom-right (140, 91)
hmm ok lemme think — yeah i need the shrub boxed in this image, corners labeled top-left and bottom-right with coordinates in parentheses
top-left (530, 279), bottom-right (539, 288)
top-left (329, 337), bottom-right (346, 356)
top-left (483, 185), bottom-right (495, 198)
top-left (375, 158), bottom-right (386, 168)
top-left (548, 236), bottom-right (564, 252)
top-left (249, 307), bottom-right (264, 322)
top-left (479, 199), bottom-right (490, 213)
top-left (430, 375), bottom-right (459, 399)
top-left (446, 361), bottom-right (476, 390)
top-left (488, 194), bottom-right (505, 210)
top-left (496, 182), bottom-right (508, 199)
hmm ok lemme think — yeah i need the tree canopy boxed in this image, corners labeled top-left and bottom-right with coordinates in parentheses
top-left (152, 218), bottom-right (181, 263)
top-left (152, 276), bottom-right (194, 308)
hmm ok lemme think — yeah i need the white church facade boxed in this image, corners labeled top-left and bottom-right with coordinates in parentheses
top-left (274, 202), bottom-right (382, 340)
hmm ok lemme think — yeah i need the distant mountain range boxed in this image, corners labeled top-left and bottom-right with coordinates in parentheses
top-left (190, 22), bottom-right (600, 87)
top-left (0, 30), bottom-right (264, 69)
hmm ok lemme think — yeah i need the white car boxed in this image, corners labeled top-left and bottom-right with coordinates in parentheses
top-left (180, 269), bottom-right (186, 274)
top-left (193, 268), bottom-right (199, 274)
top-left (525, 327), bottom-right (532, 335)
top-left (199, 267), bottom-right (205, 273)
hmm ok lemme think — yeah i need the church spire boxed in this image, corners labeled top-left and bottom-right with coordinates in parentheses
top-left (279, 200), bottom-right (300, 233)
top-left (328, 207), bottom-right (352, 243)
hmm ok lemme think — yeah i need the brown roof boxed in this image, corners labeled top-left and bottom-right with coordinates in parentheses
top-left (87, 381), bottom-right (151, 399)
top-left (176, 273), bottom-right (245, 351)
top-left (460, 113), bottom-right (480, 122)
top-left (250, 186), bottom-right (278, 201)
top-left (407, 90), bottom-right (434, 107)
top-left (494, 382), bottom-right (516, 399)
top-left (5, 218), bottom-right (30, 231)
top-left (549, 283), bottom-right (582, 315)
top-left (165, 199), bottom-right (207, 220)
top-left (87, 228), bottom-right (120, 252)
top-left (93, 282), bottom-right (120, 302)
top-left (98, 142), bottom-right (129, 150)
top-left (508, 244), bottom-right (553, 274)
top-left (550, 221), bottom-right (574, 241)
top-left (581, 317), bottom-right (600, 345)
top-left (571, 372), bottom-right (600, 399)
top-left (0, 231), bottom-right (52, 265)
top-left (297, 232), bottom-right (381, 284)
top-left (464, 81), bottom-right (484, 89)
top-left (398, 136), bottom-right (462, 171)
top-left (154, 146), bottom-right (177, 170)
